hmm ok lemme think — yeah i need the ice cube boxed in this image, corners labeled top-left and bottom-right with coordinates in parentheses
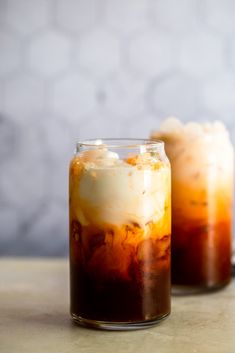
top-left (213, 120), bottom-right (226, 133)
top-left (185, 122), bottom-right (203, 135)
top-left (160, 117), bottom-right (183, 133)
top-left (105, 151), bottom-right (119, 160)
top-left (93, 139), bottom-right (103, 145)
top-left (202, 122), bottom-right (213, 132)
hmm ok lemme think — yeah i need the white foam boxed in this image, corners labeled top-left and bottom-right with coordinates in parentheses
top-left (153, 117), bottom-right (233, 188)
top-left (159, 117), bottom-right (229, 139)
top-left (78, 164), bottom-right (170, 227)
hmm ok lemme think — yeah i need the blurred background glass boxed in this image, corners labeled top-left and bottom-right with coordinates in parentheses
top-left (0, 0), bottom-right (235, 256)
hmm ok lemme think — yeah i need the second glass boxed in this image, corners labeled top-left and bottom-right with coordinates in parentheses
top-left (69, 139), bottom-right (171, 329)
top-left (152, 118), bottom-right (233, 294)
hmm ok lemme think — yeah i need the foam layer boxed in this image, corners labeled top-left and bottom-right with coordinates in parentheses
top-left (151, 117), bottom-right (233, 221)
top-left (157, 116), bottom-right (228, 138)
top-left (70, 148), bottom-right (170, 228)
top-left (151, 117), bottom-right (233, 183)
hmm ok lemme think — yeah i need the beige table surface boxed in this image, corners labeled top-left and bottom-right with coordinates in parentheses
top-left (0, 258), bottom-right (234, 353)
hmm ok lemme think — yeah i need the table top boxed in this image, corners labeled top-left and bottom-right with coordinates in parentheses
top-left (0, 258), bottom-right (235, 353)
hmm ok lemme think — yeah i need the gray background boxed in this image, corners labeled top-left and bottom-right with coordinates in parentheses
top-left (0, 0), bottom-right (235, 256)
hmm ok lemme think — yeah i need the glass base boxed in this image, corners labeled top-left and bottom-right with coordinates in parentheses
top-left (172, 280), bottom-right (230, 296)
top-left (71, 312), bottom-right (170, 331)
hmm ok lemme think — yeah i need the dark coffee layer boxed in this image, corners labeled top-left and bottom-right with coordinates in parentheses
top-left (172, 220), bottom-right (232, 287)
top-left (70, 221), bottom-right (170, 322)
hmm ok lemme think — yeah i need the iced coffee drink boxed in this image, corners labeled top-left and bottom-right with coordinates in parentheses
top-left (69, 139), bottom-right (171, 329)
top-left (152, 118), bottom-right (233, 293)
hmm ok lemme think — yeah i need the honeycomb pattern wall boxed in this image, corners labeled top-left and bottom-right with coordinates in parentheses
top-left (0, 0), bottom-right (235, 255)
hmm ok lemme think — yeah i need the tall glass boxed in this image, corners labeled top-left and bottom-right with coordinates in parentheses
top-left (69, 139), bottom-right (171, 329)
top-left (152, 118), bottom-right (233, 294)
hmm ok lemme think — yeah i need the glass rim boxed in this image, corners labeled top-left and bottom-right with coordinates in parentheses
top-left (76, 138), bottom-right (164, 149)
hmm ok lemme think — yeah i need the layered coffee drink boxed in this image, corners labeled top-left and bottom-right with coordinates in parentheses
top-left (69, 139), bottom-right (171, 329)
top-left (152, 118), bottom-right (233, 293)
